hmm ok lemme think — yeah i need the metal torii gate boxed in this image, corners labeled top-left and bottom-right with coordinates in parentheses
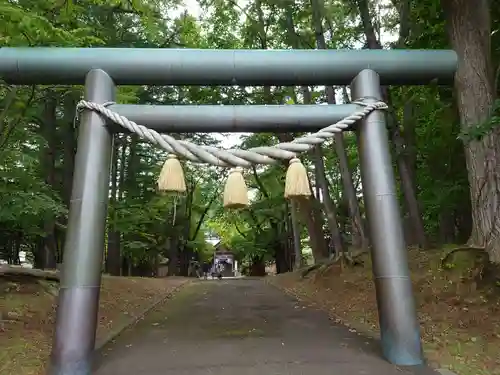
top-left (0, 47), bottom-right (457, 375)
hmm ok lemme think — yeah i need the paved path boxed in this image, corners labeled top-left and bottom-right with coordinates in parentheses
top-left (94, 278), bottom-right (437, 375)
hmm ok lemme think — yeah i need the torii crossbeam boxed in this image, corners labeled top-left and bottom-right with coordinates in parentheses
top-left (0, 47), bottom-right (458, 375)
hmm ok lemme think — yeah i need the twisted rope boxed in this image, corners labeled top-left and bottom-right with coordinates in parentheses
top-left (76, 99), bottom-right (387, 168)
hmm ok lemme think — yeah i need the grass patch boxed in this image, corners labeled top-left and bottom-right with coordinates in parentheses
top-left (0, 274), bottom-right (188, 375)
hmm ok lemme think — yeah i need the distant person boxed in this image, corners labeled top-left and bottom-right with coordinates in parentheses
top-left (194, 261), bottom-right (201, 278)
top-left (202, 262), bottom-right (210, 279)
top-left (211, 264), bottom-right (217, 279)
top-left (216, 262), bottom-right (224, 280)
top-left (190, 258), bottom-right (201, 278)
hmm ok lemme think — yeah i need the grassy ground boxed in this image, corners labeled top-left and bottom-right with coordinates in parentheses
top-left (0, 273), bottom-right (188, 375)
top-left (268, 246), bottom-right (500, 375)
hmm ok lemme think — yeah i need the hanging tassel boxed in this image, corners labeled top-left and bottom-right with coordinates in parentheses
top-left (223, 167), bottom-right (248, 209)
top-left (284, 158), bottom-right (311, 199)
top-left (157, 154), bottom-right (186, 193)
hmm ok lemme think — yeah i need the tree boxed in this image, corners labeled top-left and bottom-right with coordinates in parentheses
top-left (2, 0), bottom-right (500, 279)
top-left (441, 0), bottom-right (500, 263)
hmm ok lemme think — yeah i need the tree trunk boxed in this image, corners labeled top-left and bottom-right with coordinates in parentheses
top-left (356, 0), bottom-right (428, 249)
top-left (439, 210), bottom-right (456, 244)
top-left (106, 135), bottom-right (121, 276)
top-left (441, 0), bottom-right (500, 262)
top-left (280, 208), bottom-right (295, 271)
top-left (40, 92), bottom-right (58, 270)
top-left (313, 146), bottom-right (344, 256)
top-left (167, 237), bottom-right (179, 276)
top-left (61, 93), bottom-right (77, 205)
top-left (402, 102), bottom-right (418, 193)
top-left (250, 256), bottom-right (266, 276)
top-left (290, 200), bottom-right (302, 269)
top-left (57, 93), bottom-right (78, 264)
top-left (388, 108), bottom-right (429, 248)
top-left (274, 241), bottom-right (289, 274)
top-left (251, 0), bottom-right (329, 262)
top-left (114, 134), bottom-right (127, 275)
top-left (271, 219), bottom-right (290, 274)
top-left (310, 0), bottom-right (368, 251)
top-left (455, 203), bottom-right (472, 243)
top-left (120, 135), bottom-right (139, 274)
top-left (299, 84), bottom-right (345, 257)
top-left (279, 3), bottom-right (330, 261)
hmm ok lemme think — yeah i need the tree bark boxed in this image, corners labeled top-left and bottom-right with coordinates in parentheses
top-left (441, 0), bottom-right (500, 262)
top-left (106, 135), bottom-right (121, 276)
top-left (250, 256), bottom-right (266, 276)
top-left (279, 2), bottom-right (330, 261)
top-left (401, 102), bottom-right (418, 192)
top-left (61, 93), bottom-right (77, 209)
top-left (0, 265), bottom-right (60, 281)
top-left (309, 0), bottom-right (368, 250)
top-left (356, 0), bottom-right (428, 249)
top-left (40, 92), bottom-right (58, 270)
top-left (56, 92), bottom-right (78, 264)
top-left (390, 112), bottom-right (428, 248)
top-left (121, 134), bottom-right (140, 275)
top-left (299, 85), bottom-right (345, 257)
top-left (289, 200), bottom-right (302, 269)
top-left (272, 220), bottom-right (290, 273)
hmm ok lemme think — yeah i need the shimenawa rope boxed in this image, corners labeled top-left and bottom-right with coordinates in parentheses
top-left (75, 99), bottom-right (387, 206)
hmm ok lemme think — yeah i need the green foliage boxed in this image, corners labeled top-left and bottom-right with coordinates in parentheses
top-left (0, 0), bottom-right (218, 269)
top-left (0, 0), bottom-right (489, 274)
top-left (458, 100), bottom-right (500, 142)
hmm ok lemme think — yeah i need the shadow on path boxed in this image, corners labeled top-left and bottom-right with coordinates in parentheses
top-left (94, 278), bottom-right (437, 375)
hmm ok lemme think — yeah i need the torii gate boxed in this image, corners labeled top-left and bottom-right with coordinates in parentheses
top-left (0, 47), bottom-right (457, 375)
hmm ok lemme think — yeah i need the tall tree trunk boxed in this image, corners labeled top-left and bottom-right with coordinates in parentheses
top-left (441, 0), bottom-right (500, 262)
top-left (300, 84), bottom-right (345, 257)
top-left (272, 221), bottom-right (289, 273)
top-left (168, 237), bottom-right (180, 276)
top-left (40, 92), bottom-right (58, 270)
top-left (61, 93), bottom-right (77, 207)
top-left (388, 111), bottom-right (428, 248)
top-left (111, 135), bottom-right (126, 274)
top-left (250, 256), bottom-right (266, 276)
top-left (313, 155), bottom-right (344, 256)
top-left (287, 200), bottom-right (302, 269)
top-left (402, 102), bottom-right (418, 193)
top-left (310, 0), bottom-right (368, 251)
top-left (121, 135), bottom-right (140, 275)
top-left (439, 210), bottom-right (456, 244)
top-left (58, 92), bottom-right (78, 264)
top-left (106, 135), bottom-right (121, 276)
top-left (124, 135), bottom-right (139, 194)
top-left (356, 0), bottom-right (428, 249)
top-left (278, 2), bottom-right (329, 261)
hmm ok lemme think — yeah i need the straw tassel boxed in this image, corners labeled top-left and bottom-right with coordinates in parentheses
top-left (284, 158), bottom-right (311, 199)
top-left (223, 167), bottom-right (248, 209)
top-left (157, 154), bottom-right (186, 193)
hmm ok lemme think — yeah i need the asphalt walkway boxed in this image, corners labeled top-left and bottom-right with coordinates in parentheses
top-left (94, 278), bottom-right (438, 375)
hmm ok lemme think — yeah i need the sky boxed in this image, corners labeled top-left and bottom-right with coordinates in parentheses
top-left (179, 0), bottom-right (203, 19)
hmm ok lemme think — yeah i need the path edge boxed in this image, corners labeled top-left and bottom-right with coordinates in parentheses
top-left (436, 370), bottom-right (459, 375)
top-left (265, 277), bottom-right (380, 339)
top-left (94, 279), bottom-right (191, 351)
top-left (266, 277), bottom-right (458, 375)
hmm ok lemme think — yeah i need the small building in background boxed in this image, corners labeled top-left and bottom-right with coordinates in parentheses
top-left (213, 242), bottom-right (237, 277)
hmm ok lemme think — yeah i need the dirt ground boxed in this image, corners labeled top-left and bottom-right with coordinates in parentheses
top-left (0, 274), bottom-right (188, 375)
top-left (269, 246), bottom-right (500, 375)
